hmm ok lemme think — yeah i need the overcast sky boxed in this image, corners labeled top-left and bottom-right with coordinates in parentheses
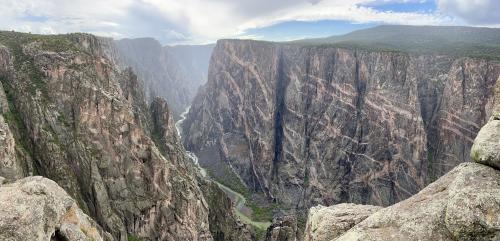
top-left (1, 0), bottom-right (499, 45)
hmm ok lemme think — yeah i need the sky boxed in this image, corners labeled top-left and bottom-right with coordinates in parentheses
top-left (1, 0), bottom-right (499, 45)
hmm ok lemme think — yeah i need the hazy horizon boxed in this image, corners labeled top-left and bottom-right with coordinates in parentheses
top-left (2, 0), bottom-right (500, 45)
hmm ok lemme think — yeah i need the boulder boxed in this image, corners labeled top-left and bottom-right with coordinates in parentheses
top-left (471, 113), bottom-right (500, 170)
top-left (0, 176), bottom-right (112, 241)
top-left (335, 162), bottom-right (500, 241)
top-left (265, 216), bottom-right (298, 241)
top-left (304, 204), bottom-right (382, 241)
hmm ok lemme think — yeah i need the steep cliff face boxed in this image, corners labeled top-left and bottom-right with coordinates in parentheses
top-left (302, 87), bottom-right (500, 241)
top-left (0, 31), bottom-right (248, 241)
top-left (183, 39), bottom-right (499, 211)
top-left (114, 38), bottom-right (213, 118)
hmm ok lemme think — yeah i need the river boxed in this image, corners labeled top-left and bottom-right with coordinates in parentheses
top-left (175, 107), bottom-right (271, 230)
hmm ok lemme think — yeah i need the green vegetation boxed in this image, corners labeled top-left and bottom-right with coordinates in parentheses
top-left (0, 75), bottom-right (32, 157)
top-left (0, 32), bottom-right (55, 100)
top-left (151, 130), bottom-right (167, 156)
top-left (296, 213), bottom-right (308, 231)
top-left (214, 167), bottom-right (278, 223)
top-left (427, 149), bottom-right (437, 182)
top-left (253, 226), bottom-right (267, 241)
top-left (57, 113), bottom-right (70, 127)
top-left (471, 149), bottom-right (480, 162)
top-left (248, 202), bottom-right (277, 222)
top-left (127, 234), bottom-right (141, 241)
top-left (211, 166), bottom-right (274, 236)
top-left (0, 31), bottom-right (96, 103)
top-left (292, 25), bottom-right (500, 61)
top-left (208, 161), bottom-right (251, 198)
top-left (0, 31), bottom-right (80, 53)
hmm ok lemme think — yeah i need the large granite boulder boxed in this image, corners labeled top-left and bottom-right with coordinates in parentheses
top-left (471, 112), bottom-right (500, 170)
top-left (335, 162), bottom-right (500, 241)
top-left (303, 204), bottom-right (381, 241)
top-left (0, 176), bottom-right (112, 241)
top-left (471, 76), bottom-right (500, 171)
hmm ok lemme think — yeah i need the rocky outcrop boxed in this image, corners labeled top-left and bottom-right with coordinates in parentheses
top-left (0, 176), bottom-right (111, 241)
top-left (114, 38), bottom-right (213, 118)
top-left (0, 46), bottom-right (32, 182)
top-left (0, 31), bottom-right (247, 241)
top-left (303, 204), bottom-right (381, 241)
top-left (0, 113), bottom-right (22, 181)
top-left (471, 114), bottom-right (500, 169)
top-left (149, 96), bottom-right (253, 240)
top-left (471, 79), bottom-right (500, 170)
top-left (201, 180), bottom-right (253, 241)
top-left (334, 162), bottom-right (500, 241)
top-left (149, 96), bottom-right (184, 164)
top-left (183, 37), bottom-right (500, 211)
top-left (265, 216), bottom-right (299, 241)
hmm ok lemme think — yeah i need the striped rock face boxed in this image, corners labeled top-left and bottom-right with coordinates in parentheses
top-left (183, 39), bottom-right (499, 210)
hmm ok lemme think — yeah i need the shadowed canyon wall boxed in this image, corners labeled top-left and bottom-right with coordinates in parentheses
top-left (114, 38), bottom-right (213, 118)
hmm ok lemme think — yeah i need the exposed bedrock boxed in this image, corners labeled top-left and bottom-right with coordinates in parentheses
top-left (183, 39), bottom-right (499, 210)
top-left (0, 32), bottom-right (248, 241)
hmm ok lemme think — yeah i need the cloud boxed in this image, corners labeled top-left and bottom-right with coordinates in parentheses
top-left (125, 0), bottom-right (455, 43)
top-left (436, 0), bottom-right (500, 25)
top-left (0, 0), bottom-right (494, 44)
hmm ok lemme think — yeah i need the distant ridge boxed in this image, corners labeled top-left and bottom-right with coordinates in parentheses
top-left (293, 25), bottom-right (500, 60)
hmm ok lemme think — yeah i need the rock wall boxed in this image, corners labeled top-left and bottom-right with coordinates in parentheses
top-left (265, 216), bottom-right (299, 241)
top-left (0, 31), bottom-right (248, 241)
top-left (183, 39), bottom-right (499, 210)
top-left (302, 95), bottom-right (500, 241)
top-left (114, 38), bottom-right (213, 118)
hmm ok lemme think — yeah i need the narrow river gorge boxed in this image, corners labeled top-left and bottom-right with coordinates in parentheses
top-left (175, 107), bottom-right (272, 231)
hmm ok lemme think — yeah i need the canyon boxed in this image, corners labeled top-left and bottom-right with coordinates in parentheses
top-left (114, 38), bottom-right (213, 118)
top-left (0, 31), bottom-right (249, 241)
top-left (182, 26), bottom-right (500, 216)
top-left (0, 25), bottom-right (499, 241)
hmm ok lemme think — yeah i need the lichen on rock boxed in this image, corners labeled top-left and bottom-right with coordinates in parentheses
top-left (471, 118), bottom-right (500, 170)
top-left (0, 176), bottom-right (112, 241)
top-left (303, 204), bottom-right (382, 241)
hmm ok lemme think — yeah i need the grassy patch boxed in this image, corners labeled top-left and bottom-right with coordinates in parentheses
top-left (248, 202), bottom-right (278, 222)
top-left (253, 226), bottom-right (267, 241)
top-left (208, 162), bottom-right (251, 198)
top-left (127, 234), bottom-right (141, 241)
top-left (292, 26), bottom-right (500, 61)
top-left (0, 31), bottom-right (79, 53)
top-left (0, 32), bottom-right (54, 101)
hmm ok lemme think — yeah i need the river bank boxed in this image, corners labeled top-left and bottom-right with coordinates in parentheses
top-left (174, 107), bottom-right (271, 231)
